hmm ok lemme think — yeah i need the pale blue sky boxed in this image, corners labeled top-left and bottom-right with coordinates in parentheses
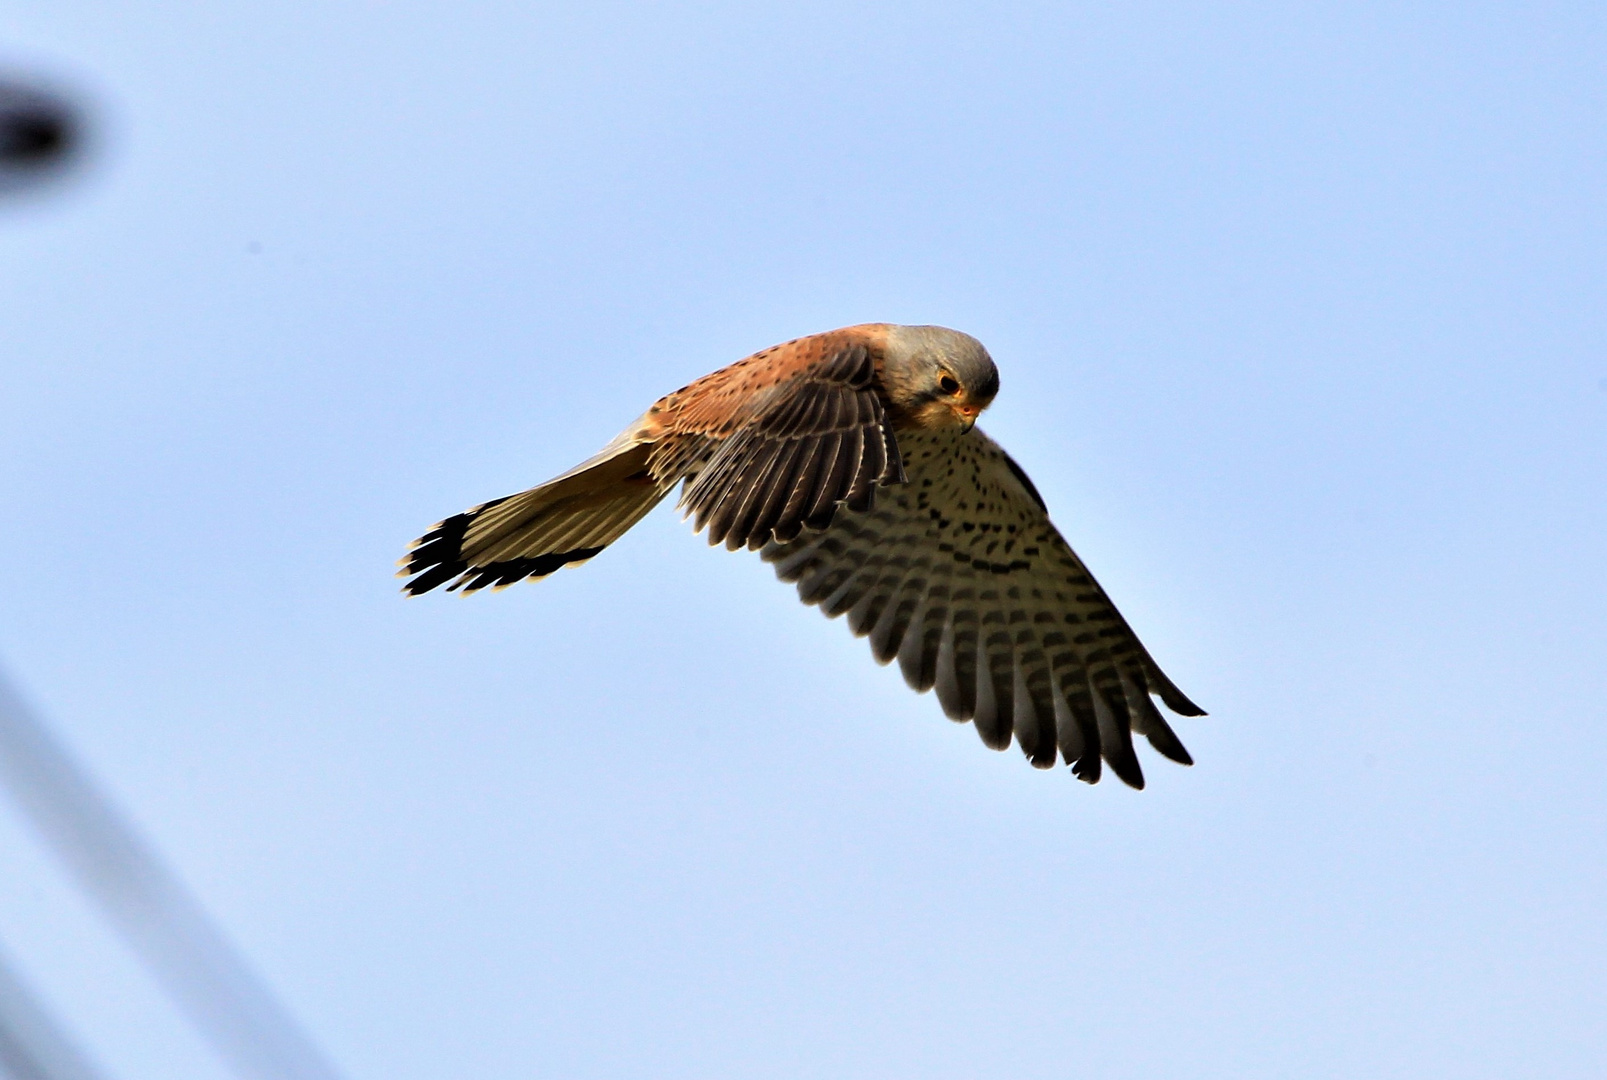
top-left (2, 3), bottom-right (1605, 1078)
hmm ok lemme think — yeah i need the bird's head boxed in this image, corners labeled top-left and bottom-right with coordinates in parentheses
top-left (881, 325), bottom-right (999, 431)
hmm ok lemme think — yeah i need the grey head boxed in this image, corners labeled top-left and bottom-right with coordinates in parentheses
top-left (881, 324), bottom-right (1000, 430)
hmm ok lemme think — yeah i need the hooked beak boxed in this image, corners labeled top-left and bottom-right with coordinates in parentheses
top-left (954, 403), bottom-right (981, 431)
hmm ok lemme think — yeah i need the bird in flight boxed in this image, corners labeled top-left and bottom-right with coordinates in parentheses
top-left (400, 324), bottom-right (1203, 786)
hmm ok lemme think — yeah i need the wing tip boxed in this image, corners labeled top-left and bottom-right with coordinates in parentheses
top-left (1146, 664), bottom-right (1207, 717)
top-left (1109, 759), bottom-right (1146, 790)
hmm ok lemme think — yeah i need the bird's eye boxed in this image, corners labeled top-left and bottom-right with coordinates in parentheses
top-left (938, 374), bottom-right (961, 395)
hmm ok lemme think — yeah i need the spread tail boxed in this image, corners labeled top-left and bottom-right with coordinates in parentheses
top-left (399, 441), bottom-right (665, 595)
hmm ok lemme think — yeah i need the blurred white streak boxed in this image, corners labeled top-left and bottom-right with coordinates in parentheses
top-left (0, 666), bottom-right (347, 1080)
top-left (0, 941), bottom-right (108, 1080)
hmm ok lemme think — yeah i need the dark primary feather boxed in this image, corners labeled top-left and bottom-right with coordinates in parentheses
top-left (678, 343), bottom-right (905, 551)
top-left (761, 426), bottom-right (1204, 786)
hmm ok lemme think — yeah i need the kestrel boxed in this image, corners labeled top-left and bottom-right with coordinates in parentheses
top-left (400, 324), bottom-right (1204, 786)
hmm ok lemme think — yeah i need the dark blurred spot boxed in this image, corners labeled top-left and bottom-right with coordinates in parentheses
top-left (3, 112), bottom-right (65, 159)
top-left (0, 79), bottom-right (82, 192)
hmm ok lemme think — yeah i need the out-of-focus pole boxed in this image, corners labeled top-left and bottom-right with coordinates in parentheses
top-left (0, 667), bottom-right (347, 1080)
top-left (0, 940), bottom-right (109, 1080)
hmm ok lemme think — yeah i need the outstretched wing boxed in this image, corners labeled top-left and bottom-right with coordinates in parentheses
top-left (666, 338), bottom-right (906, 551)
top-left (760, 427), bottom-right (1204, 787)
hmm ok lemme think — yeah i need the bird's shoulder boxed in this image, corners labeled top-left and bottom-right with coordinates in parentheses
top-left (644, 324), bottom-right (893, 438)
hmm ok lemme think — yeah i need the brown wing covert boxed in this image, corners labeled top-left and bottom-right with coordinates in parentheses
top-left (675, 343), bottom-right (906, 551)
